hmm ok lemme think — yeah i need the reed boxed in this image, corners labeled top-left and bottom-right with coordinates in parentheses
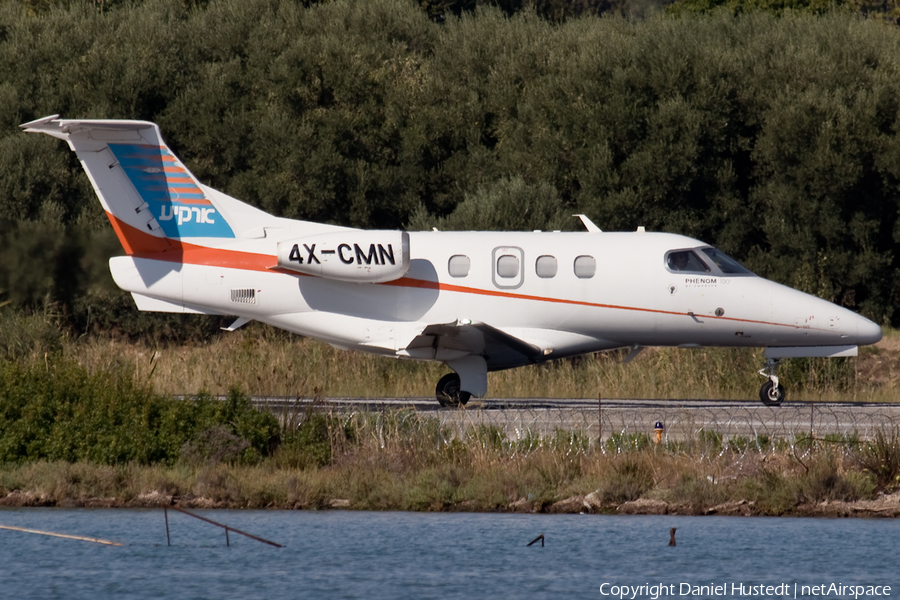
top-left (61, 323), bottom-right (899, 402)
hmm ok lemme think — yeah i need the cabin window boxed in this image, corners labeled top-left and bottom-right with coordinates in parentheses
top-left (666, 250), bottom-right (710, 273)
top-left (497, 254), bottom-right (520, 278)
top-left (574, 255), bottom-right (596, 279)
top-left (492, 246), bottom-right (525, 289)
top-left (535, 255), bottom-right (557, 278)
top-left (448, 255), bottom-right (470, 277)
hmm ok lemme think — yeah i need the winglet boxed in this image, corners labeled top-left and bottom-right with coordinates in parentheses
top-left (573, 214), bottom-right (602, 233)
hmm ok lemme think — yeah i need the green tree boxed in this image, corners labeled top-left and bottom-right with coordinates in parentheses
top-left (409, 176), bottom-right (568, 230)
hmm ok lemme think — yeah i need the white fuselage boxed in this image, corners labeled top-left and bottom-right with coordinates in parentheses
top-left (112, 229), bottom-right (881, 370)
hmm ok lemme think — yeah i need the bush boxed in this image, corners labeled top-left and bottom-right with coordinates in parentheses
top-left (598, 455), bottom-right (654, 503)
top-left (740, 468), bottom-right (799, 515)
top-left (0, 305), bottom-right (63, 360)
top-left (800, 453), bottom-right (873, 502)
top-left (669, 473), bottom-right (728, 510)
top-left (180, 426), bottom-right (250, 466)
top-left (0, 358), bottom-right (279, 465)
top-left (277, 413), bottom-right (334, 468)
top-left (855, 427), bottom-right (900, 491)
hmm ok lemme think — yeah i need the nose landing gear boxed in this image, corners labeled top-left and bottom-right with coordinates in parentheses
top-left (758, 358), bottom-right (785, 406)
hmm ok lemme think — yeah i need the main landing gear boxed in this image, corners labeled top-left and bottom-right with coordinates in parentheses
top-left (435, 373), bottom-right (470, 407)
top-left (758, 358), bottom-right (785, 406)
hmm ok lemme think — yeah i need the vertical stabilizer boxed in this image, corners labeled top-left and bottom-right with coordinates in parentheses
top-left (21, 115), bottom-right (236, 255)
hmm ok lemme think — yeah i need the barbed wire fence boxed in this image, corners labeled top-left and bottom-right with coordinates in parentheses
top-left (257, 396), bottom-right (900, 452)
top-left (435, 401), bottom-right (900, 444)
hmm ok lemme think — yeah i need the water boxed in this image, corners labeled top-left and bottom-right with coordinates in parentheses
top-left (0, 509), bottom-right (896, 600)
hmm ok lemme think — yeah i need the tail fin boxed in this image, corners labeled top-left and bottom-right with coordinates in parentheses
top-left (21, 115), bottom-right (243, 254)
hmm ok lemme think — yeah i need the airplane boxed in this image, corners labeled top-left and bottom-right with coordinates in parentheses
top-left (21, 115), bottom-right (883, 407)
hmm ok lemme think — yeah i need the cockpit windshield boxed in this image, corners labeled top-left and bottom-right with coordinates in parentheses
top-left (666, 250), bottom-right (710, 273)
top-left (665, 247), bottom-right (755, 276)
top-left (700, 248), bottom-right (754, 275)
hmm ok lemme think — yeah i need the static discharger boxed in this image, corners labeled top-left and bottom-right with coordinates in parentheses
top-left (0, 524), bottom-right (121, 546)
top-left (527, 534), bottom-right (545, 547)
top-left (164, 507), bottom-right (283, 548)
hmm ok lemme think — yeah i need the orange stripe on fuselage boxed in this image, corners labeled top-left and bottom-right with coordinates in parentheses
top-left (108, 212), bottom-right (277, 270)
top-left (386, 278), bottom-right (814, 331)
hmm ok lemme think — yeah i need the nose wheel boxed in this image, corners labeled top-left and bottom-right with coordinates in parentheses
top-left (758, 358), bottom-right (785, 406)
top-left (435, 373), bottom-right (471, 407)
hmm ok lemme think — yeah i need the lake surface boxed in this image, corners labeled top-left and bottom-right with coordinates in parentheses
top-left (0, 509), bottom-right (896, 600)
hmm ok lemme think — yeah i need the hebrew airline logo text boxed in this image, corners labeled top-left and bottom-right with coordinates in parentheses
top-left (159, 205), bottom-right (218, 225)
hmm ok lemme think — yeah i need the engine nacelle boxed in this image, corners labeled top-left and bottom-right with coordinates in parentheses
top-left (276, 230), bottom-right (410, 283)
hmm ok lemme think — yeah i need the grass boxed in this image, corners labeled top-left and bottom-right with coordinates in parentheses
top-left (5, 306), bottom-right (899, 401)
top-left (60, 322), bottom-right (900, 402)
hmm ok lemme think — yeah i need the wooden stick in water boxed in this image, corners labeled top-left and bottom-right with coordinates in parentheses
top-left (0, 524), bottom-right (121, 546)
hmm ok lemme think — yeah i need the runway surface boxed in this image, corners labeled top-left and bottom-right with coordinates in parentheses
top-left (251, 396), bottom-right (900, 440)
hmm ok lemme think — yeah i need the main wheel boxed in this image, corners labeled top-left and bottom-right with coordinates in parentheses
top-left (759, 380), bottom-right (785, 406)
top-left (435, 373), bottom-right (471, 407)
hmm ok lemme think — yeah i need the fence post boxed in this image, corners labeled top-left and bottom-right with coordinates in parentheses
top-left (809, 402), bottom-right (815, 448)
top-left (598, 393), bottom-right (602, 447)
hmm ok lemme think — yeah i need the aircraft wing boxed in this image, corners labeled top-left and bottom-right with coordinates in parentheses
top-left (397, 320), bottom-right (544, 397)
top-left (400, 319), bottom-right (543, 370)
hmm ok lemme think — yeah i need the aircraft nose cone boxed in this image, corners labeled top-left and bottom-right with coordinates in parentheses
top-left (856, 315), bottom-right (882, 346)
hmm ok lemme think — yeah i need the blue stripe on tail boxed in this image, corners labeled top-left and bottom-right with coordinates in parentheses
top-left (108, 143), bottom-right (235, 239)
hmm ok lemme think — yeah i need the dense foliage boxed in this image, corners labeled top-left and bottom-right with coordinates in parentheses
top-left (1, 0), bottom-right (900, 331)
top-left (0, 357), bottom-right (280, 464)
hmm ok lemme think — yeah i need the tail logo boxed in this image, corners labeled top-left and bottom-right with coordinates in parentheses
top-left (159, 205), bottom-right (217, 225)
top-left (108, 143), bottom-right (234, 239)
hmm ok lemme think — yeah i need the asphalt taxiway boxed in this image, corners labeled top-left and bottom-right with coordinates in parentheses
top-left (251, 396), bottom-right (900, 440)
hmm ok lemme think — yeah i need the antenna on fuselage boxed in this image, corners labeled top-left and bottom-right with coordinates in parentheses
top-left (573, 214), bottom-right (602, 233)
